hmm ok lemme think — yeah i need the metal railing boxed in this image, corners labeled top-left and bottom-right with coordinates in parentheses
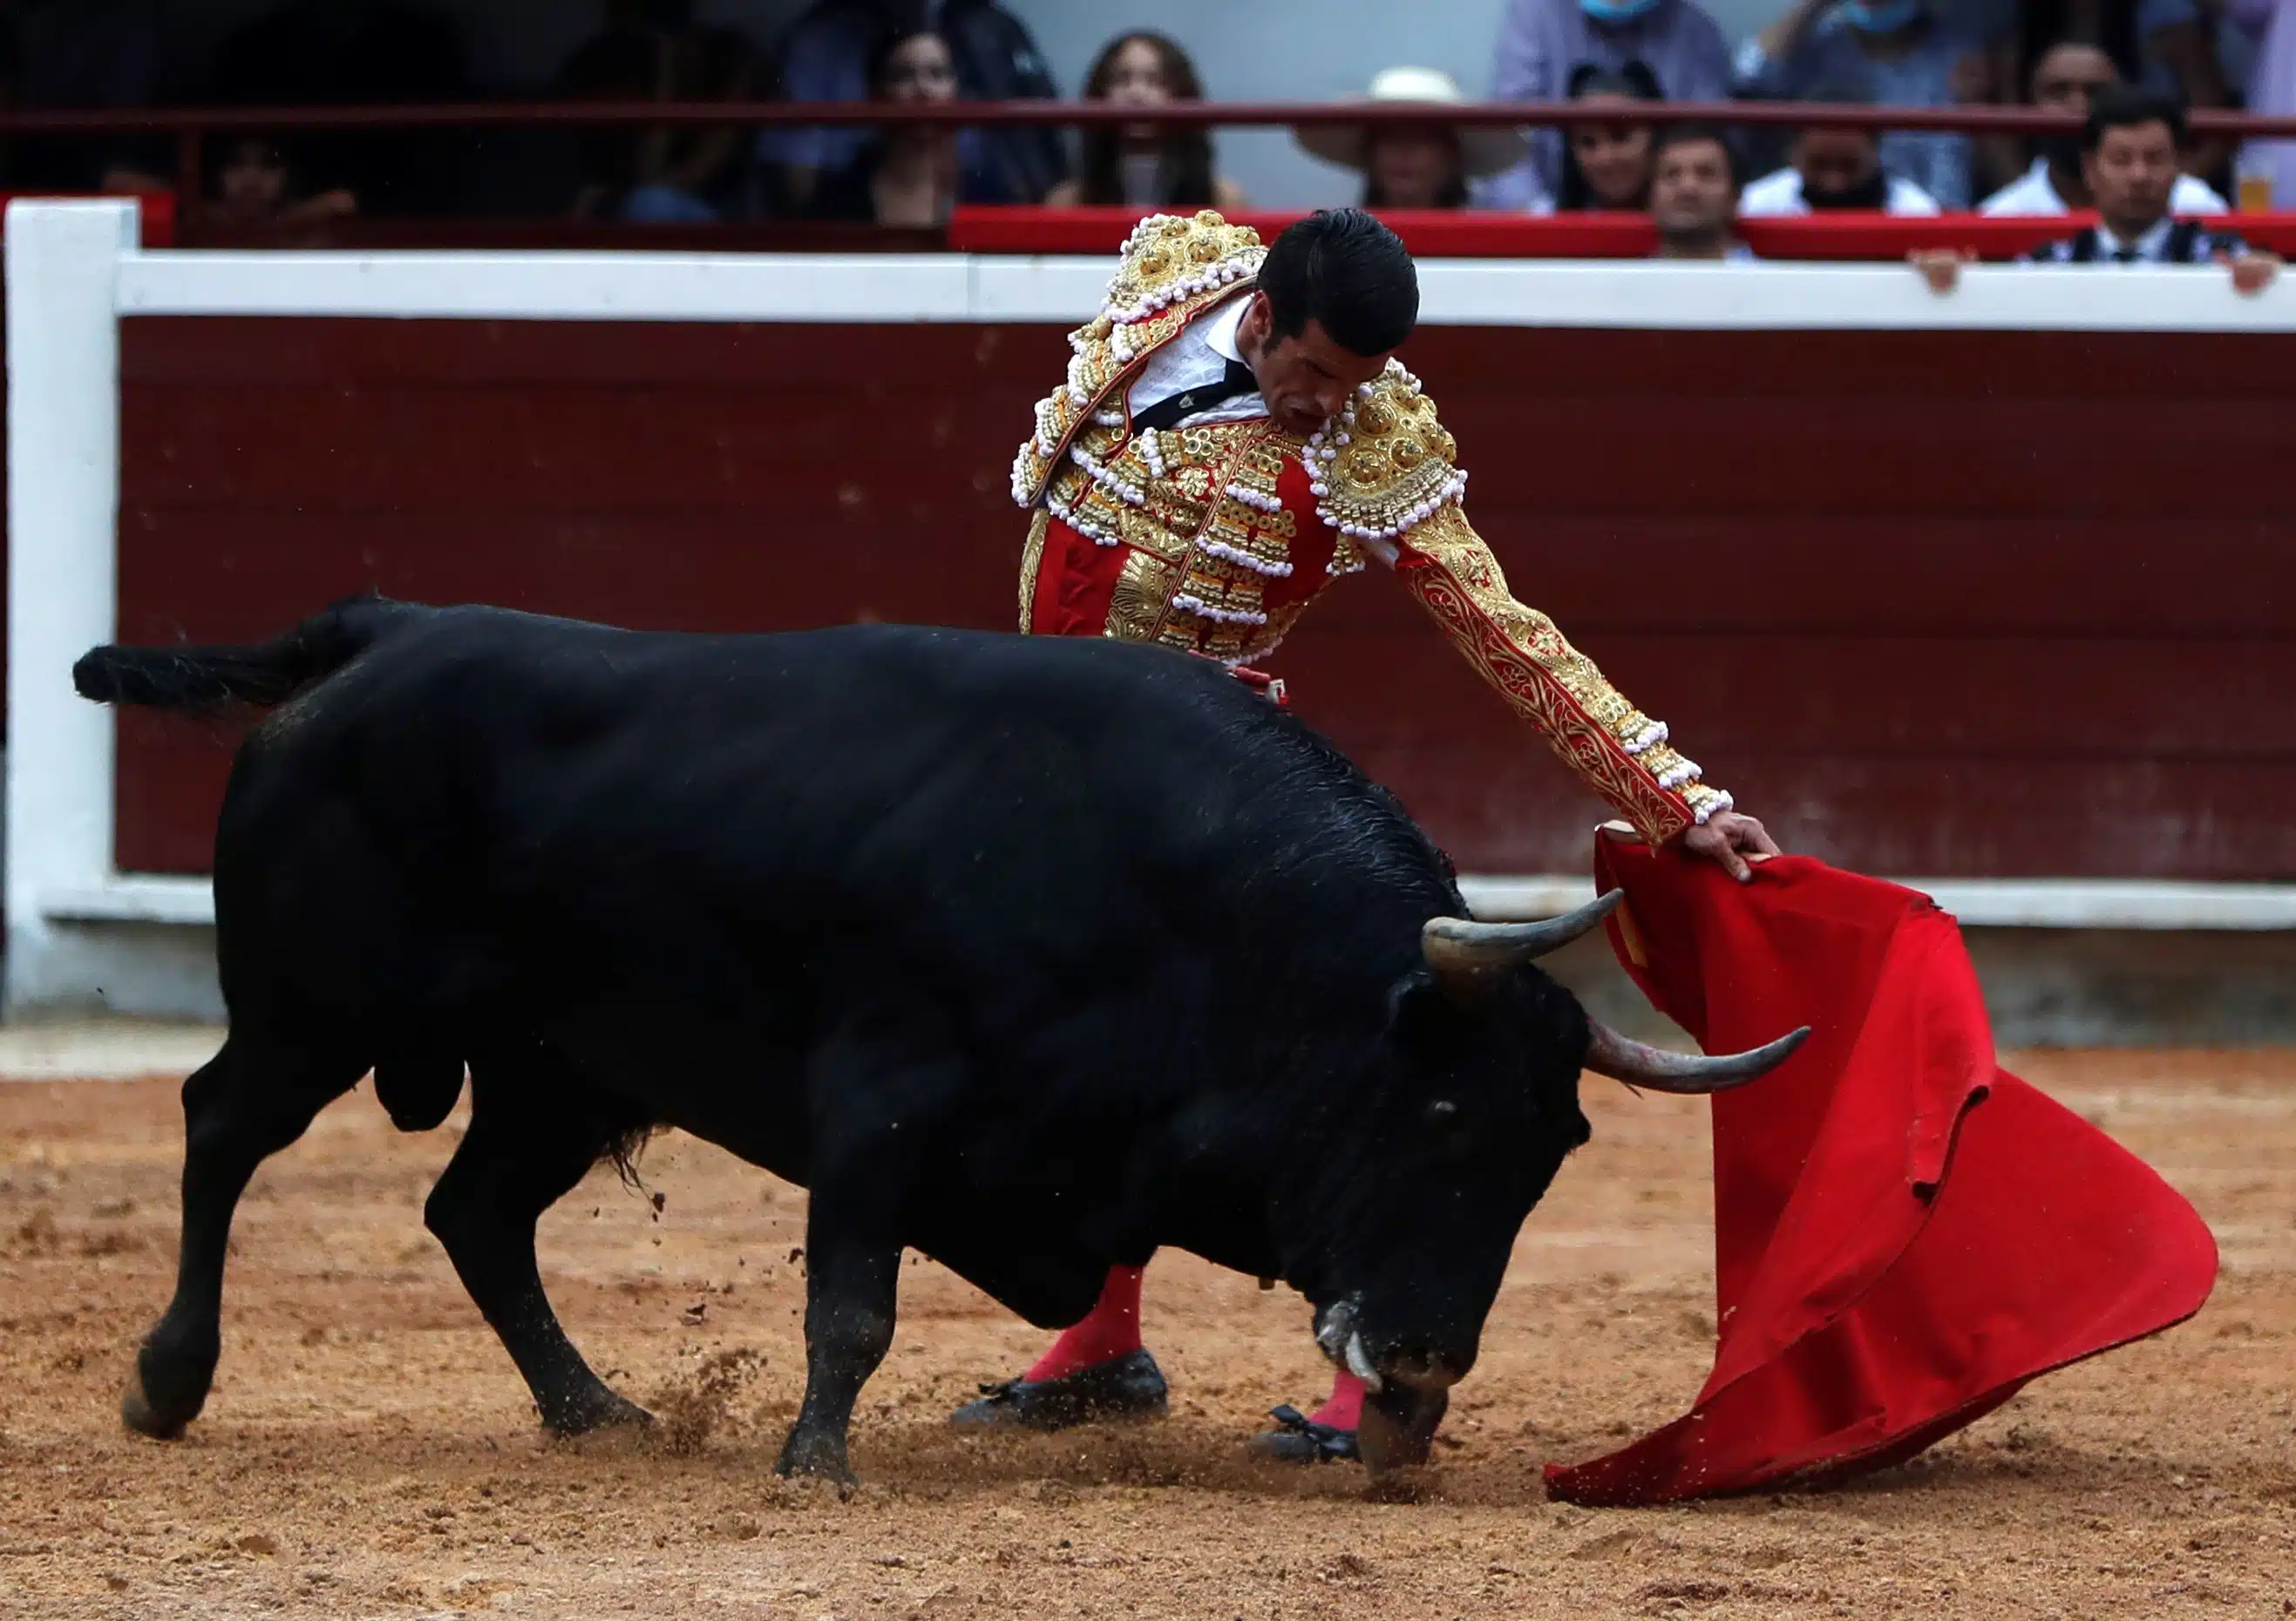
top-left (7, 97), bottom-right (2286, 229)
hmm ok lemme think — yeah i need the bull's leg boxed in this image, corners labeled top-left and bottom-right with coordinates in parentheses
top-left (125, 1030), bottom-right (363, 1439)
top-left (774, 1205), bottom-right (900, 1487)
top-left (424, 1063), bottom-right (650, 1437)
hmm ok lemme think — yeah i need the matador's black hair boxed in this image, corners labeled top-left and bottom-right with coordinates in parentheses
top-left (1259, 207), bottom-right (1419, 357)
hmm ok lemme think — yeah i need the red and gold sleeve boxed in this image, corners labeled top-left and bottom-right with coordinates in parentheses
top-left (1391, 505), bottom-right (1729, 845)
top-left (1305, 363), bottom-right (1731, 847)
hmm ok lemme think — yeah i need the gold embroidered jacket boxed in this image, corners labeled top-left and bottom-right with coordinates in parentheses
top-left (1010, 210), bottom-right (1729, 844)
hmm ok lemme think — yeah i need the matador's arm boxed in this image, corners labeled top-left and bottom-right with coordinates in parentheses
top-left (1389, 505), bottom-right (1727, 844)
top-left (1308, 366), bottom-right (1729, 847)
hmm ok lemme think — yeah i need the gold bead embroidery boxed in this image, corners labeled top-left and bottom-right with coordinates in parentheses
top-left (1109, 550), bottom-right (1180, 643)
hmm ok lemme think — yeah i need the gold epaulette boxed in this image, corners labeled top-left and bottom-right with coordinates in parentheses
top-left (1010, 211), bottom-right (1267, 512)
top-left (1304, 362), bottom-right (1470, 547)
top-left (1100, 210), bottom-right (1266, 333)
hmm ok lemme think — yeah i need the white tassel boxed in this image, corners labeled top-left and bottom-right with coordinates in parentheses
top-left (1198, 537), bottom-right (1293, 578)
top-left (1172, 593), bottom-right (1268, 627)
top-left (1621, 720), bottom-right (1669, 756)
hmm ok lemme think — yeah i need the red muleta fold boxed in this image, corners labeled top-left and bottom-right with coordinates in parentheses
top-left (1543, 828), bottom-right (2218, 1505)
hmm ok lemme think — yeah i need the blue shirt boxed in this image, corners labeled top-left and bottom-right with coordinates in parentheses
top-left (1734, 10), bottom-right (1978, 210)
top-left (1477, 0), bottom-right (1736, 211)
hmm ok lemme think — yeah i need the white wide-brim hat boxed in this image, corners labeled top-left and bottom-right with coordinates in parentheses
top-left (1294, 65), bottom-right (1529, 180)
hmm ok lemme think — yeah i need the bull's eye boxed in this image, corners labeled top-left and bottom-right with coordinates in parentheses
top-left (1428, 1099), bottom-right (1458, 1121)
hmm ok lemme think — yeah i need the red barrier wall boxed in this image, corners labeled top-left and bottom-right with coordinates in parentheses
top-left (114, 316), bottom-right (2296, 881)
top-left (949, 205), bottom-right (2296, 261)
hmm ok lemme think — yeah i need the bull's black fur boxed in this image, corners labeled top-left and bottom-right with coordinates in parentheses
top-left (87, 600), bottom-right (1595, 1482)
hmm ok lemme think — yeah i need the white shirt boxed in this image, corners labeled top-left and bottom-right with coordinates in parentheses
top-left (1740, 166), bottom-right (1943, 216)
top-left (1650, 241), bottom-right (1763, 263)
top-left (1979, 157), bottom-right (2229, 217)
top-left (1125, 293), bottom-right (1268, 428)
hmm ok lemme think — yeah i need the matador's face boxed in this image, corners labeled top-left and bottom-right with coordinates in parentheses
top-left (1235, 291), bottom-right (1396, 437)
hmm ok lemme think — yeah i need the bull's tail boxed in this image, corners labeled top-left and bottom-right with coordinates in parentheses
top-left (72, 594), bottom-right (410, 714)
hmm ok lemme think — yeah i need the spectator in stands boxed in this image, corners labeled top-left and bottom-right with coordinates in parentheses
top-left (2229, 0), bottom-right (2296, 205)
top-left (1914, 87), bottom-right (2279, 288)
top-left (1649, 122), bottom-right (1756, 259)
top-left (764, 0), bottom-right (1064, 213)
top-left (1043, 31), bottom-right (1245, 210)
top-left (1980, 38), bottom-right (2228, 213)
top-left (2014, 3), bottom-right (2240, 189)
top-left (1554, 62), bottom-right (1664, 210)
top-left (559, 0), bottom-right (758, 223)
top-left (1734, 0), bottom-right (1987, 208)
top-left (1741, 81), bottom-right (1945, 212)
top-left (204, 136), bottom-right (358, 226)
top-left (805, 26), bottom-right (964, 226)
top-left (1294, 66), bottom-right (1526, 210)
top-left (2017, 0), bottom-right (2233, 121)
top-left (1477, 0), bottom-right (1734, 211)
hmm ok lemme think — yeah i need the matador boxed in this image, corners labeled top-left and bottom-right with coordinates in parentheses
top-left (949, 207), bottom-right (1778, 1463)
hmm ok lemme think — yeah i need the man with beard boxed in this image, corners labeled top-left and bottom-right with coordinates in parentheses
top-left (1647, 124), bottom-right (1759, 261)
top-left (1739, 79), bottom-right (1944, 214)
top-left (1730, 0), bottom-right (1986, 207)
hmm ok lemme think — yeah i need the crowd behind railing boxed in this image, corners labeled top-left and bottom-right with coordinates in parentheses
top-left (0, 0), bottom-right (2292, 281)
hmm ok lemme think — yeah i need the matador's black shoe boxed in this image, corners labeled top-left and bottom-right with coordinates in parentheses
top-left (1246, 1404), bottom-right (1361, 1464)
top-left (947, 1348), bottom-right (1169, 1431)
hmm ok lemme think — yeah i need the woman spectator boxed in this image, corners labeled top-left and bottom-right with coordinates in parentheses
top-left (1044, 32), bottom-right (1246, 210)
top-left (1294, 66), bottom-right (1527, 210)
top-left (1554, 63), bottom-right (1663, 211)
top-left (805, 27), bottom-right (965, 227)
top-left (1478, 0), bottom-right (1735, 208)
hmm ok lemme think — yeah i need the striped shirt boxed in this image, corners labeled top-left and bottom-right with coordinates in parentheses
top-left (2025, 218), bottom-right (2250, 264)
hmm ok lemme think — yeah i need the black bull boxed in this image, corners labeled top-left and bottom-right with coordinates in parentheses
top-left (75, 600), bottom-right (1803, 1482)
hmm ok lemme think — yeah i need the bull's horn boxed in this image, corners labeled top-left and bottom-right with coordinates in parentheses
top-left (1584, 1021), bottom-right (1810, 1095)
top-left (1422, 889), bottom-right (1623, 980)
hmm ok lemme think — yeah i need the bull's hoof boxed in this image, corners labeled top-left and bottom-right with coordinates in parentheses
top-left (773, 1428), bottom-right (857, 1490)
top-left (1356, 1386), bottom-right (1450, 1476)
top-left (541, 1386), bottom-right (653, 1439)
top-left (120, 1365), bottom-right (197, 1441)
top-left (948, 1348), bottom-right (1168, 1432)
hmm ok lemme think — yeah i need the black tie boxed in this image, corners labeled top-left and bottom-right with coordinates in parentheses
top-left (2114, 245), bottom-right (2139, 263)
top-left (1132, 357), bottom-right (1260, 431)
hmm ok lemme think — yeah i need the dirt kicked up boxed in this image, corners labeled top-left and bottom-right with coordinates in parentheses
top-left (1, 1049), bottom-right (2290, 1620)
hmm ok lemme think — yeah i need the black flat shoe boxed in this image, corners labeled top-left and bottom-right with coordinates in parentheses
top-left (1247, 1404), bottom-right (1360, 1464)
top-left (947, 1348), bottom-right (1169, 1431)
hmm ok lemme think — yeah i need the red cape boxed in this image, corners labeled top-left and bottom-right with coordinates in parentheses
top-left (1543, 833), bottom-right (2218, 1506)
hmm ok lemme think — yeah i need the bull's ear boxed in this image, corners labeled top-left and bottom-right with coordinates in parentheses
top-left (1384, 968), bottom-right (1461, 1048)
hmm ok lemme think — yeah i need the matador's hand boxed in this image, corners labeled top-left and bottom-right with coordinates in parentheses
top-left (1679, 810), bottom-right (1780, 883)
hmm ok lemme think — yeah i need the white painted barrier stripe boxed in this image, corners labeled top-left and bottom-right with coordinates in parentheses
top-left (109, 248), bottom-right (2296, 332)
top-left (1460, 875), bottom-right (2296, 931)
top-left (114, 250), bottom-right (982, 323)
top-left (40, 873), bottom-right (2296, 932)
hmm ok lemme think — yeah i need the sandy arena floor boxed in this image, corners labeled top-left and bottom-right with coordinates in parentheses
top-left (1, 1047), bottom-right (2290, 1619)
